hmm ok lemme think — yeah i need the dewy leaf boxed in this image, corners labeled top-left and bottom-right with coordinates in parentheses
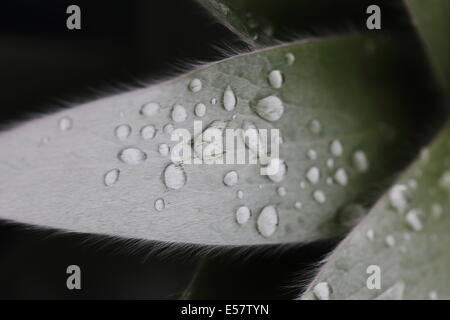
top-left (300, 120), bottom-right (450, 300)
top-left (405, 0), bottom-right (450, 91)
top-left (0, 36), bottom-right (426, 246)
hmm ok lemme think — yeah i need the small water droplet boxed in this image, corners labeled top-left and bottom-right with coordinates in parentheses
top-left (334, 168), bottom-right (348, 186)
top-left (140, 125), bottom-right (156, 140)
top-left (211, 98), bottom-right (217, 105)
top-left (431, 203), bottom-right (443, 219)
top-left (385, 234), bottom-right (396, 247)
top-left (257, 205), bottom-right (279, 237)
top-left (171, 104), bottom-right (187, 122)
top-left (439, 171), bottom-right (450, 191)
top-left (299, 181), bottom-right (306, 189)
top-left (309, 119), bottom-right (321, 134)
top-left (163, 123), bottom-right (174, 135)
top-left (235, 206), bottom-right (251, 225)
top-left (277, 186), bottom-right (287, 197)
top-left (159, 143), bottom-right (169, 156)
top-left (194, 103), bottom-right (206, 117)
top-left (58, 116), bottom-right (73, 131)
top-left (353, 150), bottom-right (369, 172)
top-left (326, 177), bottom-right (333, 185)
top-left (405, 209), bottom-right (423, 231)
top-left (254, 95), bottom-right (284, 122)
top-left (313, 282), bottom-right (331, 300)
top-left (163, 163), bottom-right (187, 190)
top-left (294, 201), bottom-right (302, 210)
top-left (285, 52), bottom-right (295, 65)
top-left (389, 184), bottom-right (409, 213)
top-left (40, 137), bottom-right (50, 145)
top-left (237, 190), bottom-right (244, 199)
top-left (223, 85), bottom-right (237, 111)
top-left (104, 169), bottom-right (120, 186)
top-left (326, 158), bottom-right (334, 169)
top-left (223, 170), bottom-right (238, 186)
top-left (265, 158), bottom-right (287, 182)
top-left (118, 147), bottom-right (147, 165)
top-left (330, 140), bottom-right (343, 157)
top-left (313, 190), bottom-right (326, 204)
top-left (189, 78), bottom-right (202, 92)
top-left (115, 124), bottom-right (131, 140)
top-left (268, 70), bottom-right (283, 89)
top-left (366, 229), bottom-right (375, 241)
top-left (306, 167), bottom-right (320, 184)
top-left (140, 102), bottom-right (160, 117)
top-left (307, 149), bottom-right (317, 160)
top-left (154, 198), bottom-right (165, 211)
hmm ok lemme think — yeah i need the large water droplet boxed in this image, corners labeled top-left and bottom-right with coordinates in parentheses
top-left (141, 125), bottom-right (156, 140)
top-left (223, 170), bottom-right (238, 186)
top-left (268, 70), bottom-right (283, 89)
top-left (257, 205), bottom-right (279, 237)
top-left (313, 282), bottom-right (331, 300)
top-left (118, 147), bottom-right (147, 165)
top-left (194, 103), bottom-right (206, 117)
top-left (334, 168), bottom-right (348, 186)
top-left (104, 169), bottom-right (120, 186)
top-left (189, 78), bottom-right (202, 92)
top-left (115, 124), bottom-right (131, 140)
top-left (306, 167), bottom-right (320, 184)
top-left (254, 95), bottom-right (284, 122)
top-left (140, 102), bottom-right (160, 117)
top-left (163, 163), bottom-right (187, 190)
top-left (223, 86), bottom-right (237, 111)
top-left (154, 198), bottom-right (165, 211)
top-left (353, 150), bottom-right (369, 172)
top-left (235, 206), bottom-right (251, 225)
top-left (330, 140), bottom-right (343, 157)
top-left (59, 116), bottom-right (73, 131)
top-left (171, 104), bottom-right (187, 123)
top-left (313, 190), bottom-right (326, 204)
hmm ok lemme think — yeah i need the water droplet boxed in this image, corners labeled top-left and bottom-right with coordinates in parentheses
top-left (285, 52), bottom-right (295, 65)
top-left (330, 140), bottom-right (343, 157)
top-left (326, 177), bottom-right (333, 185)
top-left (154, 198), bottom-right (165, 211)
top-left (299, 181), bottom-right (306, 189)
top-left (257, 205), bottom-right (279, 237)
top-left (194, 103), bottom-right (206, 117)
top-left (326, 158), bottom-right (334, 169)
top-left (211, 98), bottom-right (217, 105)
top-left (353, 150), bottom-right (369, 172)
top-left (58, 117), bottom-right (73, 131)
top-left (223, 170), bottom-right (238, 186)
top-left (265, 158), bottom-right (287, 182)
top-left (104, 169), bottom-right (120, 186)
top-left (407, 179), bottom-right (418, 190)
top-left (389, 184), bottom-right (409, 213)
top-left (241, 120), bottom-right (267, 159)
top-left (140, 102), bottom-right (160, 117)
top-left (171, 104), bottom-right (187, 123)
top-left (189, 78), bottom-right (202, 92)
top-left (277, 186), bottom-right (287, 197)
top-left (40, 137), bottom-right (50, 145)
top-left (405, 209), bottom-right (423, 231)
top-left (429, 291), bottom-right (439, 300)
top-left (268, 70), bottom-right (283, 89)
top-left (159, 143), bottom-right (169, 156)
top-left (431, 203), bottom-right (443, 219)
top-left (193, 120), bottom-right (226, 162)
top-left (385, 234), bottom-right (396, 247)
top-left (254, 95), bottom-right (284, 122)
top-left (306, 167), bottom-right (320, 184)
top-left (313, 190), bottom-right (326, 204)
top-left (235, 206), bottom-right (251, 225)
top-left (334, 168), bottom-right (348, 186)
top-left (309, 119), bottom-right (321, 134)
top-left (313, 282), bottom-right (331, 300)
top-left (163, 163), bottom-right (187, 190)
top-left (118, 147), bottom-right (147, 165)
top-left (366, 229), bottom-right (375, 241)
top-left (223, 86), bottom-right (237, 111)
top-left (140, 125), bottom-right (156, 140)
top-left (115, 124), bottom-right (131, 140)
top-left (375, 282), bottom-right (405, 300)
top-left (163, 123), bottom-right (174, 135)
top-left (237, 190), bottom-right (244, 199)
top-left (439, 171), bottom-right (450, 191)
top-left (307, 149), bottom-right (317, 160)
top-left (294, 201), bottom-right (302, 210)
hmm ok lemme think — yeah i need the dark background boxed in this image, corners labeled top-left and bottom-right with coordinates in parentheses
top-left (0, 0), bottom-right (442, 299)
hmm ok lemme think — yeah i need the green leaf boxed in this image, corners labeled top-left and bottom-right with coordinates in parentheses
top-left (301, 120), bottom-right (450, 300)
top-left (405, 0), bottom-right (450, 91)
top-left (0, 36), bottom-right (427, 246)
